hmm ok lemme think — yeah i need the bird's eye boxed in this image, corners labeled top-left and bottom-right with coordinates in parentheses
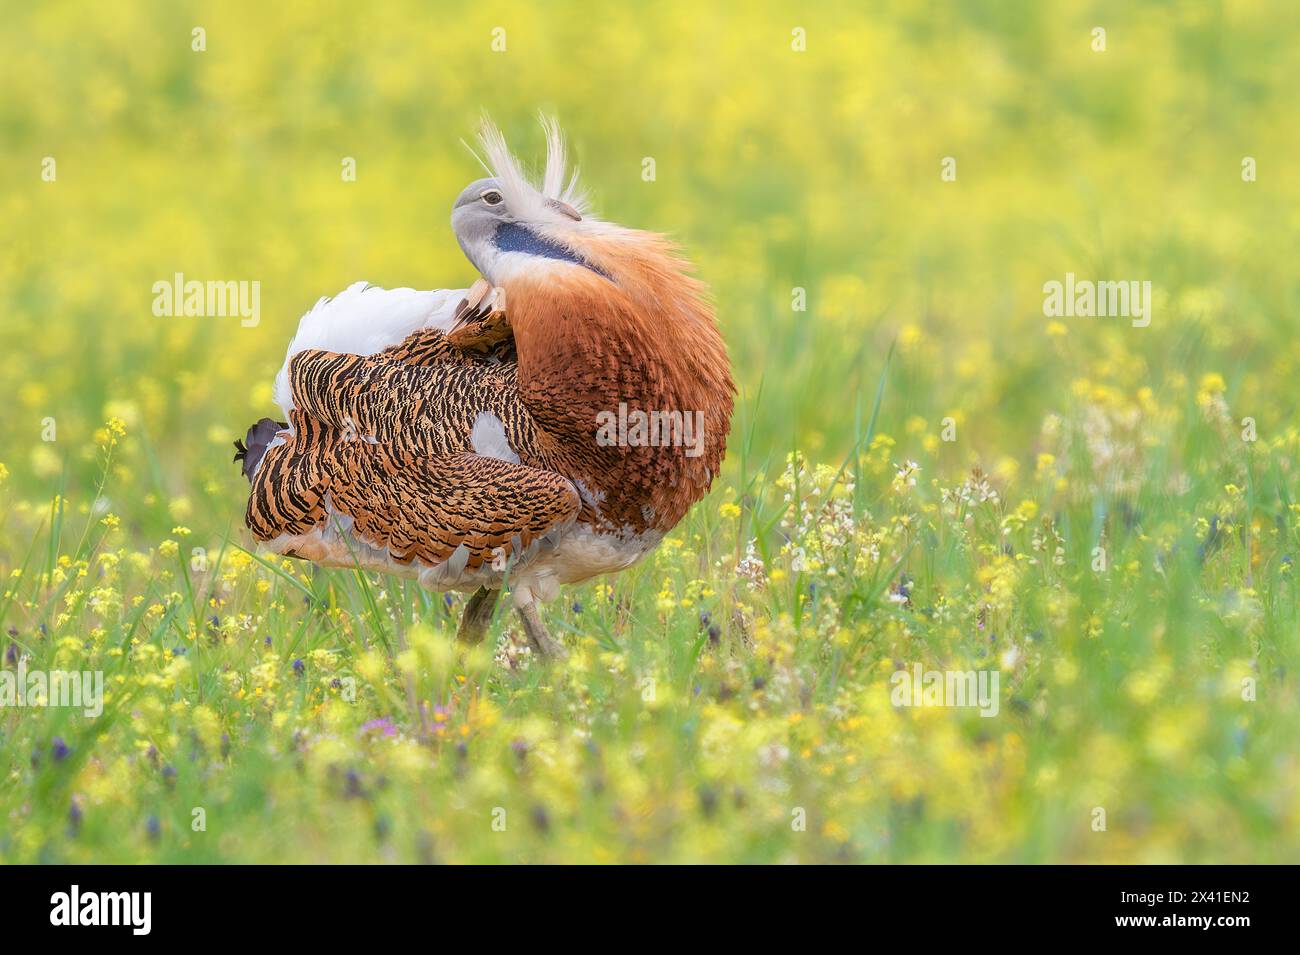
top-left (481, 190), bottom-right (504, 206)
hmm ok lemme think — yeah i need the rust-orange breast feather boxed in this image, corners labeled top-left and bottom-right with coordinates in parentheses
top-left (503, 229), bottom-right (734, 533)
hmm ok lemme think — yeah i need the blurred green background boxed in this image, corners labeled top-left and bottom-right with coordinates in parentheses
top-left (1, 0), bottom-right (1298, 863)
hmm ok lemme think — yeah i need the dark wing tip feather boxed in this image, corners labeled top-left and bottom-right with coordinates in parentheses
top-left (234, 418), bottom-right (288, 483)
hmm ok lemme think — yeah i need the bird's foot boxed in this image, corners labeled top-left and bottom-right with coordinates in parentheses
top-left (517, 600), bottom-right (567, 661)
top-left (456, 586), bottom-right (499, 645)
top-left (448, 279), bottom-right (511, 356)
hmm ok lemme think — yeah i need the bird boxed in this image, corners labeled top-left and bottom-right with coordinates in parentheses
top-left (235, 118), bottom-right (734, 659)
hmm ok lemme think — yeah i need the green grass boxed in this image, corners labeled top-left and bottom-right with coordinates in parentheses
top-left (1, 0), bottom-right (1298, 862)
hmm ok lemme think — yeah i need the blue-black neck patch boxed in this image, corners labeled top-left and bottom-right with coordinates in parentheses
top-left (492, 222), bottom-right (611, 280)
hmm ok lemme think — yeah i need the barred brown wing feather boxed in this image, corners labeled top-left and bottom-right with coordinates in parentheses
top-left (377, 327), bottom-right (472, 366)
top-left (245, 413), bottom-right (330, 539)
top-left (329, 448), bottom-right (579, 570)
top-left (246, 413), bottom-right (578, 575)
top-left (288, 348), bottom-right (509, 457)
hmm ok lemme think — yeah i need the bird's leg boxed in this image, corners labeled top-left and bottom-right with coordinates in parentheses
top-left (456, 586), bottom-right (499, 645)
top-left (447, 280), bottom-right (511, 356)
top-left (516, 596), bottom-right (567, 661)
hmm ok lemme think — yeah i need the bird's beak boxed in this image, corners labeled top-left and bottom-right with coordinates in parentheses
top-left (546, 198), bottom-right (582, 221)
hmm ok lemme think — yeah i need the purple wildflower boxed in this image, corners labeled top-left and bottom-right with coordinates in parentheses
top-left (358, 718), bottom-right (398, 739)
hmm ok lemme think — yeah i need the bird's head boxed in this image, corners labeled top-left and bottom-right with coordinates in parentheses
top-left (451, 117), bottom-right (604, 285)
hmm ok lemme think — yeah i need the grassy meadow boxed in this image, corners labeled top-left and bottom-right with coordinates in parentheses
top-left (2, 0), bottom-right (1299, 863)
